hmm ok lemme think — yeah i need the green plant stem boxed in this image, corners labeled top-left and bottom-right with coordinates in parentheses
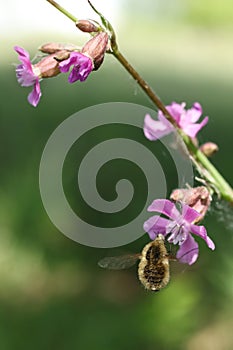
top-left (46, 0), bottom-right (233, 203)
top-left (46, 0), bottom-right (77, 23)
top-left (182, 133), bottom-right (233, 202)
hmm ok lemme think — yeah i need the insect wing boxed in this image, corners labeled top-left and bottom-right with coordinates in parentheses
top-left (98, 254), bottom-right (140, 270)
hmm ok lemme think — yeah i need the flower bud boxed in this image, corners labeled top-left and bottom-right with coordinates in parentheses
top-left (33, 51), bottom-right (69, 78)
top-left (170, 186), bottom-right (211, 223)
top-left (76, 20), bottom-right (99, 33)
top-left (82, 32), bottom-right (109, 70)
top-left (39, 43), bottom-right (80, 54)
top-left (200, 142), bottom-right (219, 157)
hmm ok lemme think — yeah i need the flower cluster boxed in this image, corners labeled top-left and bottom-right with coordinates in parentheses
top-left (13, 5), bottom-right (218, 272)
top-left (14, 32), bottom-right (108, 107)
top-left (143, 199), bottom-right (215, 265)
top-left (143, 101), bottom-right (215, 265)
top-left (144, 101), bottom-right (208, 140)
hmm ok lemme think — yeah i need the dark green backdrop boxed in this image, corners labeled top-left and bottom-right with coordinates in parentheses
top-left (1, 2), bottom-right (233, 349)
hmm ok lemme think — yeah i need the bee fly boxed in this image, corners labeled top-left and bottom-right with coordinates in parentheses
top-left (138, 234), bottom-right (170, 291)
top-left (98, 234), bottom-right (171, 292)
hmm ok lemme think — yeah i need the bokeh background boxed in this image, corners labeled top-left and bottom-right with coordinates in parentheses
top-left (1, 1), bottom-right (233, 349)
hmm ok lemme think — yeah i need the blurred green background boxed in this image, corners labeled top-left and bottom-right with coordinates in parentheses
top-left (1, 1), bottom-right (233, 349)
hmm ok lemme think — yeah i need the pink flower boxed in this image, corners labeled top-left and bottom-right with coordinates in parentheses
top-left (143, 199), bottom-right (215, 265)
top-left (14, 46), bottom-right (42, 107)
top-left (144, 102), bottom-right (209, 140)
top-left (59, 52), bottom-right (93, 83)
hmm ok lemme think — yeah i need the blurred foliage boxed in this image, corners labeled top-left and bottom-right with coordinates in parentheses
top-left (124, 0), bottom-right (233, 27)
top-left (181, 0), bottom-right (233, 27)
top-left (1, 1), bottom-right (233, 349)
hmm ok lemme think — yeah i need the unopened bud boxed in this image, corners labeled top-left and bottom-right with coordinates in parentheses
top-left (200, 142), bottom-right (219, 157)
top-left (170, 186), bottom-right (211, 223)
top-left (76, 20), bottom-right (99, 33)
top-left (33, 51), bottom-right (69, 78)
top-left (82, 32), bottom-right (109, 70)
top-left (39, 43), bottom-right (80, 54)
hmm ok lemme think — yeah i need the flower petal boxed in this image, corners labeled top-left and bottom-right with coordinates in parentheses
top-left (184, 102), bottom-right (203, 124)
top-left (76, 58), bottom-right (93, 81)
top-left (16, 64), bottom-right (36, 86)
top-left (68, 59), bottom-right (93, 83)
top-left (166, 102), bottom-right (186, 125)
top-left (166, 102), bottom-right (186, 123)
top-left (14, 45), bottom-right (30, 59)
top-left (59, 52), bottom-right (93, 83)
top-left (205, 236), bottom-right (215, 250)
top-left (181, 204), bottom-right (201, 223)
top-left (193, 102), bottom-right (202, 113)
top-left (14, 46), bottom-right (33, 74)
top-left (14, 46), bottom-right (36, 87)
top-left (176, 235), bottom-right (199, 265)
top-left (27, 79), bottom-right (41, 107)
top-left (190, 224), bottom-right (215, 250)
top-left (147, 199), bottom-right (180, 220)
top-left (182, 116), bottom-right (209, 138)
top-left (68, 67), bottom-right (81, 83)
top-left (58, 52), bottom-right (81, 73)
top-left (143, 114), bottom-right (173, 141)
top-left (157, 110), bottom-right (174, 128)
top-left (143, 215), bottom-right (172, 239)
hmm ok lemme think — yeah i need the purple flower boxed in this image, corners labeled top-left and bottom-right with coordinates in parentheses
top-left (14, 46), bottom-right (41, 107)
top-left (144, 102), bottom-right (209, 140)
top-left (143, 199), bottom-right (215, 265)
top-left (59, 52), bottom-right (93, 83)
